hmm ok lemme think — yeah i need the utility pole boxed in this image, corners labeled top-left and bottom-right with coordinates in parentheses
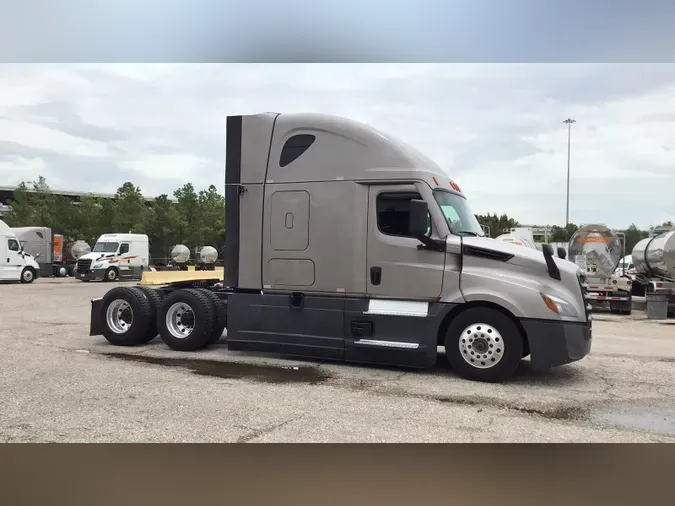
top-left (563, 118), bottom-right (576, 228)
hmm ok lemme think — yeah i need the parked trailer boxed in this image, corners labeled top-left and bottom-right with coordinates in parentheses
top-left (88, 112), bottom-right (592, 383)
top-left (10, 227), bottom-right (91, 277)
top-left (632, 229), bottom-right (675, 317)
top-left (568, 224), bottom-right (632, 315)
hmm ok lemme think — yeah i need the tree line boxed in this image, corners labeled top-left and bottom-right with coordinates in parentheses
top-left (2, 177), bottom-right (225, 263)
top-left (2, 177), bottom-right (671, 262)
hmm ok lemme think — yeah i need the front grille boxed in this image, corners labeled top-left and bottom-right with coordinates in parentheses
top-left (77, 259), bottom-right (92, 273)
top-left (577, 271), bottom-right (592, 320)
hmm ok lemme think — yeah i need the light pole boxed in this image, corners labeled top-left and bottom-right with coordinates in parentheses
top-left (563, 118), bottom-right (575, 228)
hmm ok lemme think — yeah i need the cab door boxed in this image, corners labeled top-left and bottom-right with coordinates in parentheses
top-left (365, 184), bottom-right (445, 300)
top-left (5, 237), bottom-right (24, 280)
top-left (343, 184), bottom-right (447, 368)
top-left (0, 237), bottom-right (6, 280)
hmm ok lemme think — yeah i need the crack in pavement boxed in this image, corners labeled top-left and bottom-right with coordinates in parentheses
top-left (236, 415), bottom-right (305, 443)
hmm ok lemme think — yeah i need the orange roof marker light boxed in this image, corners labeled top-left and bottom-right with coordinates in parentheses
top-left (432, 176), bottom-right (439, 186)
top-left (449, 181), bottom-right (462, 192)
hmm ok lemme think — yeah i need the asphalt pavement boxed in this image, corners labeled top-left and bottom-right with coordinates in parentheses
top-left (1, 277), bottom-right (674, 442)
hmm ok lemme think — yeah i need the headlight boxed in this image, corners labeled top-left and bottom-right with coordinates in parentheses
top-left (540, 293), bottom-right (578, 318)
top-left (92, 263), bottom-right (103, 269)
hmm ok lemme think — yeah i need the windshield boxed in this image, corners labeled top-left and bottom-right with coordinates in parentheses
top-left (433, 190), bottom-right (485, 237)
top-left (93, 241), bottom-right (119, 253)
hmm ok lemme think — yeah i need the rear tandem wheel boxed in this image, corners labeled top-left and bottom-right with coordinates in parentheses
top-left (157, 288), bottom-right (216, 351)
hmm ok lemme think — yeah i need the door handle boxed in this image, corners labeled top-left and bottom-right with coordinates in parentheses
top-left (370, 266), bottom-right (382, 285)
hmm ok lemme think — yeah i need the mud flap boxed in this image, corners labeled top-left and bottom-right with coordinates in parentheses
top-left (89, 298), bottom-right (104, 336)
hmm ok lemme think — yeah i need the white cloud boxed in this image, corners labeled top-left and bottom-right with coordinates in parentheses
top-left (0, 118), bottom-right (113, 158)
top-left (0, 63), bottom-right (674, 229)
top-left (119, 153), bottom-right (215, 181)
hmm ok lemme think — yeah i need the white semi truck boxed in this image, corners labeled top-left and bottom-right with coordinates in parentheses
top-left (631, 228), bottom-right (675, 317)
top-left (0, 219), bottom-right (41, 283)
top-left (87, 112), bottom-right (592, 383)
top-left (568, 224), bottom-right (632, 315)
top-left (75, 233), bottom-right (149, 282)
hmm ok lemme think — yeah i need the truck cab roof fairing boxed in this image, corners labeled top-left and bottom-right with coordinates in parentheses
top-left (233, 112), bottom-right (452, 186)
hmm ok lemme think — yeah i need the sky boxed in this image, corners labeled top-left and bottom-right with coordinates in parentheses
top-left (0, 63), bottom-right (674, 230)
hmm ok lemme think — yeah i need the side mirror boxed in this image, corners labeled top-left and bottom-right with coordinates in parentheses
top-left (409, 199), bottom-right (429, 238)
top-left (35, 253), bottom-right (41, 259)
top-left (557, 247), bottom-right (567, 260)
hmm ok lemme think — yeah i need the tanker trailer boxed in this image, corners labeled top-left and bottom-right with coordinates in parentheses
top-left (632, 229), bottom-right (675, 317)
top-left (170, 244), bottom-right (191, 271)
top-left (66, 240), bottom-right (91, 276)
top-left (195, 245), bottom-right (218, 271)
top-left (568, 224), bottom-right (632, 315)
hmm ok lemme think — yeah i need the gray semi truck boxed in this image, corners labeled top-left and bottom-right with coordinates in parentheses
top-left (88, 112), bottom-right (592, 383)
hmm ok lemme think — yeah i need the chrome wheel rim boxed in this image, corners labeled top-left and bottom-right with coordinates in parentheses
top-left (23, 270), bottom-right (33, 282)
top-left (107, 269), bottom-right (116, 280)
top-left (105, 299), bottom-right (134, 334)
top-left (166, 302), bottom-right (195, 339)
top-left (458, 323), bottom-right (504, 369)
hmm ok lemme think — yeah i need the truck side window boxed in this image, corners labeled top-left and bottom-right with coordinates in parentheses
top-left (119, 243), bottom-right (130, 254)
top-left (280, 134), bottom-right (316, 167)
top-left (376, 192), bottom-right (431, 238)
top-left (7, 239), bottom-right (19, 251)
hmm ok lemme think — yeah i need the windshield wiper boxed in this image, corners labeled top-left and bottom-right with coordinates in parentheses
top-left (456, 230), bottom-right (483, 237)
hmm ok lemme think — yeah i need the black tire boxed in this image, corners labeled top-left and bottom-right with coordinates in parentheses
top-left (134, 286), bottom-right (165, 342)
top-left (105, 267), bottom-right (119, 282)
top-left (199, 289), bottom-right (227, 344)
top-left (157, 288), bottom-right (215, 351)
top-left (444, 307), bottom-right (523, 383)
top-left (20, 267), bottom-right (36, 284)
top-left (100, 287), bottom-right (154, 346)
top-left (66, 265), bottom-right (75, 276)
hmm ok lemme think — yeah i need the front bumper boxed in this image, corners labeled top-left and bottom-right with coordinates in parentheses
top-left (76, 268), bottom-right (107, 282)
top-left (520, 316), bottom-right (592, 369)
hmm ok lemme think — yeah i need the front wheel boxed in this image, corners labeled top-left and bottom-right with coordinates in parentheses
top-left (444, 307), bottom-right (523, 383)
top-left (105, 267), bottom-right (119, 282)
top-left (20, 267), bottom-right (36, 284)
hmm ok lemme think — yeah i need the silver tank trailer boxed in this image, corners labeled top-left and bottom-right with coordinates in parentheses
top-left (171, 244), bottom-right (191, 264)
top-left (568, 224), bottom-right (622, 278)
top-left (68, 240), bottom-right (91, 261)
top-left (195, 246), bottom-right (218, 271)
top-left (632, 230), bottom-right (675, 280)
top-left (199, 246), bottom-right (218, 264)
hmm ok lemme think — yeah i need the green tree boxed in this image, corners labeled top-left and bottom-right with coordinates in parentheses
top-left (173, 183), bottom-right (199, 245)
top-left (146, 194), bottom-right (181, 261)
top-left (549, 223), bottom-right (579, 242)
top-left (621, 224), bottom-right (648, 255)
top-left (194, 185), bottom-right (225, 251)
top-left (474, 213), bottom-right (520, 238)
top-left (112, 182), bottom-right (148, 233)
top-left (3, 182), bottom-right (34, 226)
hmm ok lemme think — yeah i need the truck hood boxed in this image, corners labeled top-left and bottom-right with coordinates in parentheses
top-left (79, 252), bottom-right (116, 262)
top-left (461, 236), bottom-right (581, 278)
